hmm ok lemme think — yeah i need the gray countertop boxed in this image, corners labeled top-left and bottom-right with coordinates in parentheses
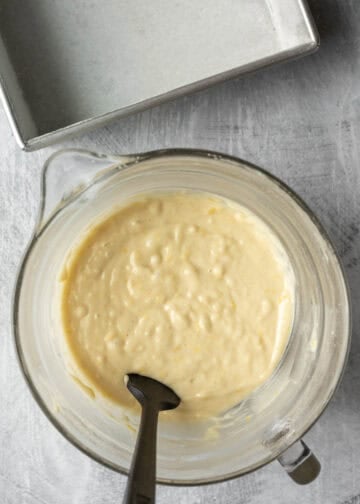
top-left (1, 0), bottom-right (359, 502)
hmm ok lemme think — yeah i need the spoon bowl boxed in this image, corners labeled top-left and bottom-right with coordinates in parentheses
top-left (126, 373), bottom-right (181, 411)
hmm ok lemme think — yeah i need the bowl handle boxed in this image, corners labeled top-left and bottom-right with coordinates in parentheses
top-left (277, 440), bottom-right (321, 484)
top-left (36, 149), bottom-right (134, 234)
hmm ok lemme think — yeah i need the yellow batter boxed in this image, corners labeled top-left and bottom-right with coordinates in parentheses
top-left (60, 192), bottom-right (294, 419)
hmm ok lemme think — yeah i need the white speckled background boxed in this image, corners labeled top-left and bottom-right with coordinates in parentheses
top-left (1, 1), bottom-right (360, 502)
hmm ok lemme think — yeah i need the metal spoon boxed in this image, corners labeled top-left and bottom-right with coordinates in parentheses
top-left (123, 374), bottom-right (181, 504)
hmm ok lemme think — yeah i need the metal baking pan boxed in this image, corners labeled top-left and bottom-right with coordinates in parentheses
top-left (0, 0), bottom-right (318, 151)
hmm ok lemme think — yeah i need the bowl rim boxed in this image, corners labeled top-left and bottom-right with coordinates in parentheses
top-left (12, 147), bottom-right (352, 486)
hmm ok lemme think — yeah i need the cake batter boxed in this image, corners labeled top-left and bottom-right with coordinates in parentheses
top-left (60, 192), bottom-right (294, 419)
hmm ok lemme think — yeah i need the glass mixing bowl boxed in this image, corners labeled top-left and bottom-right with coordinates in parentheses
top-left (13, 149), bottom-right (350, 485)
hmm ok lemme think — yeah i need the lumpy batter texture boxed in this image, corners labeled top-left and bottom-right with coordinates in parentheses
top-left (60, 193), bottom-right (294, 419)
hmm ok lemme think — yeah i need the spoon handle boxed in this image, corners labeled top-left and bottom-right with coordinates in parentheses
top-left (123, 405), bottom-right (159, 504)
